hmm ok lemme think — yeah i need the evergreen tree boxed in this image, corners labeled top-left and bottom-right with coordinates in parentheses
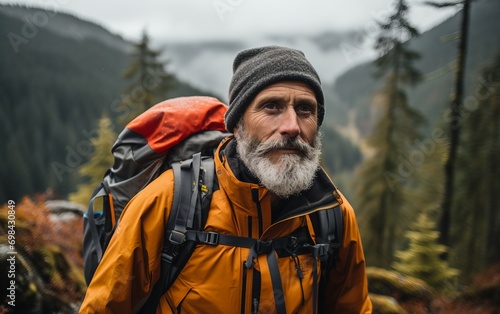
top-left (69, 115), bottom-right (116, 205)
top-left (450, 52), bottom-right (500, 274)
top-left (117, 31), bottom-right (175, 125)
top-left (355, 0), bottom-right (426, 268)
top-left (393, 138), bottom-right (461, 292)
top-left (393, 209), bottom-right (459, 294)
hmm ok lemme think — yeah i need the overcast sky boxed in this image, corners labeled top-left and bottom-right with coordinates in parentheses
top-left (0, 0), bottom-right (458, 42)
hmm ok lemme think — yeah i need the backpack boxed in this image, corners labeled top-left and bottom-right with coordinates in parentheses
top-left (82, 96), bottom-right (344, 313)
top-left (83, 96), bottom-right (229, 285)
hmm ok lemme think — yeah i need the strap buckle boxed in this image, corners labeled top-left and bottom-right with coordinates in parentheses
top-left (200, 231), bottom-right (219, 245)
top-left (256, 240), bottom-right (273, 254)
top-left (310, 243), bottom-right (330, 259)
top-left (161, 252), bottom-right (174, 263)
top-left (169, 230), bottom-right (186, 245)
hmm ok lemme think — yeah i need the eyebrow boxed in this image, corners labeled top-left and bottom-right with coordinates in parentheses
top-left (254, 94), bottom-right (317, 106)
top-left (254, 95), bottom-right (285, 106)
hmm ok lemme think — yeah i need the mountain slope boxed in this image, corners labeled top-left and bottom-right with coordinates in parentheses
top-left (0, 5), bottom-right (215, 203)
top-left (0, 4), bottom-right (131, 52)
top-left (331, 0), bottom-right (500, 138)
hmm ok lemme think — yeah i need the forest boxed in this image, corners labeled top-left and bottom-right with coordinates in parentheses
top-left (1, 0), bottom-right (500, 313)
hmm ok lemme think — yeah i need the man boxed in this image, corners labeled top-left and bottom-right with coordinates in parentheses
top-left (80, 45), bottom-right (372, 313)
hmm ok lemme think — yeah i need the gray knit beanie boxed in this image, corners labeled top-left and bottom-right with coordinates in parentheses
top-left (225, 45), bottom-right (325, 132)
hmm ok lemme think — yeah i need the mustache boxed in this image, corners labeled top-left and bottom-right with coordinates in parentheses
top-left (253, 137), bottom-right (313, 157)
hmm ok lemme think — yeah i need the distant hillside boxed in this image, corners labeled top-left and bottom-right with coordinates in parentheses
top-left (330, 0), bottom-right (500, 138)
top-left (0, 4), bottom-right (131, 52)
top-left (0, 5), bottom-right (216, 203)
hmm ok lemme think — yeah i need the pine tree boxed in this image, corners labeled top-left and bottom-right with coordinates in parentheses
top-left (117, 30), bottom-right (175, 125)
top-left (355, 0), bottom-right (426, 268)
top-left (393, 209), bottom-right (460, 294)
top-left (69, 115), bottom-right (116, 205)
top-left (393, 138), bottom-right (461, 293)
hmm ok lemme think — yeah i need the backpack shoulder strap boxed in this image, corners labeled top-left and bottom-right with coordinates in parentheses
top-left (139, 154), bottom-right (215, 313)
top-left (312, 201), bottom-right (343, 256)
top-left (83, 180), bottom-right (116, 285)
top-left (310, 188), bottom-right (344, 313)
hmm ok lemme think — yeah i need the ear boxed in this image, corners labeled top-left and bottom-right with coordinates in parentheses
top-left (233, 126), bottom-right (241, 138)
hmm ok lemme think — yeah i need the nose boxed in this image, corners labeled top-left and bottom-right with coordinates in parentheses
top-left (278, 107), bottom-right (300, 138)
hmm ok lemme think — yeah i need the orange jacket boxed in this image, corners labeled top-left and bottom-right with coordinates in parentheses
top-left (80, 138), bottom-right (372, 313)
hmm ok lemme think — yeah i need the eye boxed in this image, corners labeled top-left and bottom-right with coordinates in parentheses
top-left (262, 102), bottom-right (281, 112)
top-left (296, 103), bottom-right (315, 116)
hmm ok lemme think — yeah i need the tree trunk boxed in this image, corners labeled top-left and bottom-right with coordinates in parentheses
top-left (439, 0), bottom-right (471, 246)
top-left (486, 92), bottom-right (500, 265)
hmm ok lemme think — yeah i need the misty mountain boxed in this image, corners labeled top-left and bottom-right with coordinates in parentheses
top-left (157, 29), bottom-right (369, 103)
top-left (0, 4), bottom-right (131, 52)
top-left (331, 0), bottom-right (500, 139)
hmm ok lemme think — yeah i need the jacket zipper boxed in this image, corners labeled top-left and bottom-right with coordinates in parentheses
top-left (252, 298), bottom-right (259, 314)
top-left (241, 261), bottom-right (248, 314)
top-left (251, 270), bottom-right (261, 313)
top-left (242, 214), bottom-right (261, 314)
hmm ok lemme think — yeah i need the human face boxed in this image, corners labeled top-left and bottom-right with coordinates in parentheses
top-left (234, 81), bottom-right (322, 199)
top-left (234, 81), bottom-right (319, 163)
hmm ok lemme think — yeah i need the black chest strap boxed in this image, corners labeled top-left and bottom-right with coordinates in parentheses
top-left (185, 228), bottom-right (329, 314)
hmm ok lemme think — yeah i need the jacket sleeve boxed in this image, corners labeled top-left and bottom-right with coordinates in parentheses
top-left (79, 171), bottom-right (174, 314)
top-left (321, 192), bottom-right (372, 313)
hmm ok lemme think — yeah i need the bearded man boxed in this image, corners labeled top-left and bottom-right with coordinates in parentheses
top-left (80, 46), bottom-right (372, 314)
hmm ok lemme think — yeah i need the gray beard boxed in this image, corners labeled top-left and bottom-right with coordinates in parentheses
top-left (236, 127), bottom-right (322, 199)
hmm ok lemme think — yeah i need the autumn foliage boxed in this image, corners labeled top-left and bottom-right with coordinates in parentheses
top-left (5, 196), bottom-right (83, 266)
top-left (0, 196), bottom-right (85, 312)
